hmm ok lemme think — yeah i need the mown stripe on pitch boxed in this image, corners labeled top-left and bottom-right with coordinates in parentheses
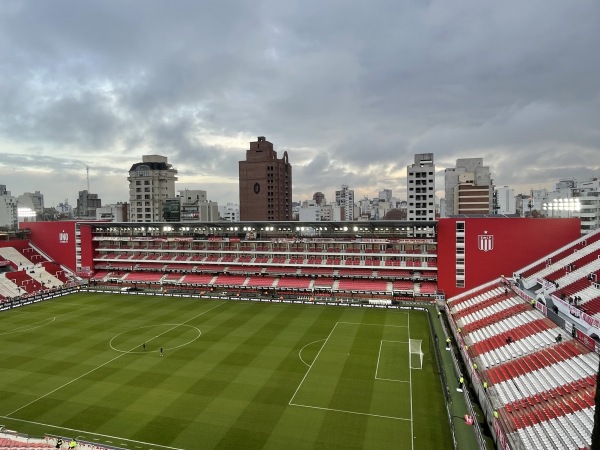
top-left (212, 305), bottom-right (345, 449)
top-left (311, 321), bottom-right (382, 448)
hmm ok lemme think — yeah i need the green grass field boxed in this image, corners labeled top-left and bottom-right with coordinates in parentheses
top-left (0, 293), bottom-right (453, 449)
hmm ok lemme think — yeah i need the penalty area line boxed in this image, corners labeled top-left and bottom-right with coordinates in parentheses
top-left (0, 415), bottom-right (184, 450)
top-left (289, 403), bottom-right (411, 421)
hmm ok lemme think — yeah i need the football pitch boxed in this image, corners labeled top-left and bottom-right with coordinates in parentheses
top-left (0, 293), bottom-right (453, 449)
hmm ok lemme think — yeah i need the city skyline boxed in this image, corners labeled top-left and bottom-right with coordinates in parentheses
top-left (1, 1), bottom-right (599, 207)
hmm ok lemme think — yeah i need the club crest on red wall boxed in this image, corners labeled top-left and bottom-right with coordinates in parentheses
top-left (478, 232), bottom-right (494, 252)
top-left (59, 231), bottom-right (69, 244)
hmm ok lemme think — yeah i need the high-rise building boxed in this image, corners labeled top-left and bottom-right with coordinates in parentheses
top-left (575, 178), bottom-right (600, 235)
top-left (128, 155), bottom-right (178, 222)
top-left (335, 184), bottom-right (355, 221)
top-left (19, 191), bottom-right (44, 216)
top-left (0, 189), bottom-right (18, 229)
top-left (379, 189), bottom-right (393, 203)
top-left (495, 186), bottom-right (516, 215)
top-left (313, 192), bottom-right (326, 206)
top-left (407, 153), bottom-right (436, 221)
top-left (444, 158), bottom-right (493, 215)
top-left (77, 190), bottom-right (102, 218)
top-left (239, 136), bottom-right (292, 221)
top-left (178, 189), bottom-right (219, 222)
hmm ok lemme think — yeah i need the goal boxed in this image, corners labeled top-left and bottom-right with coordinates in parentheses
top-left (409, 339), bottom-right (424, 370)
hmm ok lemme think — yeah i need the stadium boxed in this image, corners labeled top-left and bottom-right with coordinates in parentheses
top-left (0, 217), bottom-right (598, 450)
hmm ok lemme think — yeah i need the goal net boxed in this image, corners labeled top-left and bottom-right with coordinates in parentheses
top-left (409, 339), bottom-right (424, 370)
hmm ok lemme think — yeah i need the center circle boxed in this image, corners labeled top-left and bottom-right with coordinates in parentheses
top-left (109, 324), bottom-right (201, 353)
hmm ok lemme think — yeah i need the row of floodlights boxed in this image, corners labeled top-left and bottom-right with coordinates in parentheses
top-left (542, 198), bottom-right (581, 211)
top-left (109, 225), bottom-right (434, 233)
top-left (17, 207), bottom-right (37, 218)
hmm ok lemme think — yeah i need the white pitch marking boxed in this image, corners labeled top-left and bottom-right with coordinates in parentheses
top-left (289, 323), bottom-right (338, 405)
top-left (375, 377), bottom-right (410, 383)
top-left (408, 313), bottom-right (414, 450)
top-left (298, 339), bottom-right (326, 367)
top-left (0, 415), bottom-right (184, 450)
top-left (6, 302), bottom-right (224, 417)
top-left (289, 402), bottom-right (411, 422)
top-left (336, 321), bottom-right (408, 328)
top-left (375, 340), bottom-right (383, 379)
top-left (0, 317), bottom-right (56, 335)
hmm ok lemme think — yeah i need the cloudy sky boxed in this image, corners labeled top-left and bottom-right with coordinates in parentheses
top-left (1, 0), bottom-right (599, 208)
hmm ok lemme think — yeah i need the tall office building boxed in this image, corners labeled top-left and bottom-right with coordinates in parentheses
top-left (335, 184), bottom-right (355, 221)
top-left (77, 190), bottom-right (102, 218)
top-left (19, 191), bottom-right (44, 216)
top-left (313, 192), bottom-right (326, 206)
top-left (0, 188), bottom-right (18, 229)
top-left (239, 136), bottom-right (292, 221)
top-left (444, 158), bottom-right (493, 215)
top-left (406, 153), bottom-right (436, 221)
top-left (495, 186), bottom-right (516, 215)
top-left (128, 155), bottom-right (178, 222)
top-left (178, 189), bottom-right (219, 222)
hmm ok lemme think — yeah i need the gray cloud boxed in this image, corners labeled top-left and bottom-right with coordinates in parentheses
top-left (0, 0), bottom-right (598, 207)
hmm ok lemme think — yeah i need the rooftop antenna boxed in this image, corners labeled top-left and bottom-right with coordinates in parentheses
top-left (86, 166), bottom-right (90, 192)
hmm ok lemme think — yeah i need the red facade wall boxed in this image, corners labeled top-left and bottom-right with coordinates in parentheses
top-left (19, 221), bottom-right (78, 271)
top-left (437, 218), bottom-right (581, 299)
top-left (79, 224), bottom-right (95, 274)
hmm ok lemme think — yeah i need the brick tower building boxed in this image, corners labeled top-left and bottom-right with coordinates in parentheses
top-left (239, 136), bottom-right (292, 221)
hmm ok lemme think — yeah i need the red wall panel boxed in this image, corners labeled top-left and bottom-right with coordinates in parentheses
top-left (437, 218), bottom-right (581, 299)
top-left (78, 224), bottom-right (95, 273)
top-left (19, 221), bottom-right (78, 271)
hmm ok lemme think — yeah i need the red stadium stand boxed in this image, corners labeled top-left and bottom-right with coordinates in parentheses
top-left (246, 276), bottom-right (276, 288)
top-left (337, 279), bottom-right (389, 292)
top-left (212, 275), bottom-right (247, 286)
top-left (181, 274), bottom-right (215, 285)
top-left (123, 272), bottom-right (163, 282)
top-left (277, 277), bottom-right (312, 289)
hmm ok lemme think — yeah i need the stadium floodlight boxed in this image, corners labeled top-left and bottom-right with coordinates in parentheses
top-left (543, 197), bottom-right (581, 217)
top-left (17, 207), bottom-right (36, 218)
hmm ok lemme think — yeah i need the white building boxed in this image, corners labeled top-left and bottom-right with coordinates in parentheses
top-left (335, 184), bottom-right (355, 221)
top-left (298, 200), bottom-right (322, 221)
top-left (407, 153), bottom-right (436, 221)
top-left (175, 189), bottom-right (219, 222)
top-left (96, 203), bottom-right (128, 222)
top-left (56, 199), bottom-right (73, 216)
top-left (128, 155), bottom-right (178, 222)
top-left (0, 192), bottom-right (18, 229)
top-left (495, 186), bottom-right (516, 215)
top-left (218, 203), bottom-right (240, 222)
top-left (18, 191), bottom-right (44, 216)
top-left (320, 204), bottom-right (343, 221)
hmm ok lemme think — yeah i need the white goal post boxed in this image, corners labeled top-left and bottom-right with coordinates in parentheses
top-left (409, 339), bottom-right (424, 370)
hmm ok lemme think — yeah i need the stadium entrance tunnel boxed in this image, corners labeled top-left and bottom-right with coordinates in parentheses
top-left (109, 324), bottom-right (202, 354)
